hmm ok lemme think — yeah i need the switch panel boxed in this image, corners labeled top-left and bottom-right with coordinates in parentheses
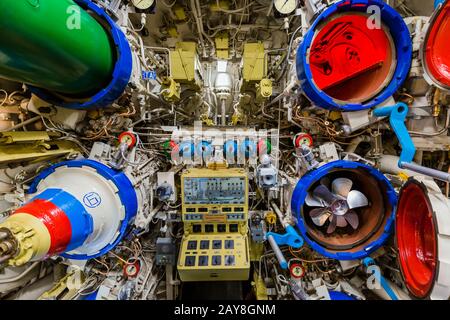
top-left (177, 234), bottom-right (250, 282)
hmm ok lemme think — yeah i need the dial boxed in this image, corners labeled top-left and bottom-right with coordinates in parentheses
top-left (132, 0), bottom-right (155, 10)
top-left (290, 263), bottom-right (306, 279)
top-left (274, 0), bottom-right (297, 15)
top-left (294, 133), bottom-right (314, 148)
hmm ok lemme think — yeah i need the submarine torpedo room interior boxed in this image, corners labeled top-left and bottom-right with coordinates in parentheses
top-left (0, 0), bottom-right (450, 301)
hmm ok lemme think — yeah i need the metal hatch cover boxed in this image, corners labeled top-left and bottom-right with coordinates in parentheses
top-left (421, 0), bottom-right (450, 91)
top-left (396, 177), bottom-right (450, 300)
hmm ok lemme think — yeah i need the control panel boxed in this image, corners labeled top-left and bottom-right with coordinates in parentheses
top-left (177, 234), bottom-right (249, 281)
top-left (178, 168), bottom-right (250, 282)
top-left (183, 177), bottom-right (246, 205)
top-left (181, 168), bottom-right (248, 234)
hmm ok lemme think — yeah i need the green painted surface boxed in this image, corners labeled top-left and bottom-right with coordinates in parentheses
top-left (0, 0), bottom-right (115, 96)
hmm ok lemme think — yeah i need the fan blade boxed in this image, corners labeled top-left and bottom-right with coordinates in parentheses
top-left (310, 208), bottom-right (332, 226)
top-left (313, 185), bottom-right (337, 206)
top-left (327, 215), bottom-right (337, 234)
top-left (347, 190), bottom-right (369, 209)
top-left (344, 210), bottom-right (359, 229)
top-left (332, 178), bottom-right (353, 198)
top-left (336, 215), bottom-right (348, 228)
top-left (305, 193), bottom-right (326, 207)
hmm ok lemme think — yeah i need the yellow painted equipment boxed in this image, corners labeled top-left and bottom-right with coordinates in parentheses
top-left (177, 234), bottom-right (250, 281)
top-left (170, 42), bottom-right (202, 86)
top-left (0, 132), bottom-right (80, 165)
top-left (215, 32), bottom-right (229, 60)
top-left (256, 79), bottom-right (273, 103)
top-left (161, 77), bottom-right (181, 102)
top-left (242, 42), bottom-right (267, 82)
top-left (39, 269), bottom-right (85, 300)
top-left (172, 4), bottom-right (187, 21)
top-left (178, 168), bottom-right (250, 282)
top-left (0, 213), bottom-right (52, 266)
top-left (167, 26), bottom-right (179, 38)
top-left (210, 0), bottom-right (230, 12)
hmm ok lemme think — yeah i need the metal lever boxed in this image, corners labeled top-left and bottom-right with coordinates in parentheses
top-left (266, 225), bottom-right (304, 270)
top-left (374, 103), bottom-right (450, 183)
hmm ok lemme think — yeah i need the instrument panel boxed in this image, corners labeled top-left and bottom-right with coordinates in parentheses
top-left (183, 177), bottom-right (246, 205)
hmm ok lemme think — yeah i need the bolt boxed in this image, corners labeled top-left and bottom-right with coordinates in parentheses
top-left (0, 231), bottom-right (8, 241)
top-left (0, 240), bottom-right (14, 255)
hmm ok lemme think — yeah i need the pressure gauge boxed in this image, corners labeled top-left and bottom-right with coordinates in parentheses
top-left (119, 131), bottom-right (138, 149)
top-left (123, 260), bottom-right (141, 278)
top-left (294, 133), bottom-right (314, 148)
top-left (274, 0), bottom-right (298, 15)
top-left (132, 0), bottom-right (155, 10)
top-left (290, 263), bottom-right (306, 279)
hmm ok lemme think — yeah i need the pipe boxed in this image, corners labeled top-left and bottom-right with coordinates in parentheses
top-left (0, 116), bottom-right (41, 133)
top-left (401, 162), bottom-right (450, 183)
top-left (0, 262), bottom-right (40, 284)
top-left (379, 154), bottom-right (450, 183)
top-left (270, 201), bottom-right (289, 228)
top-left (266, 79), bottom-right (300, 108)
top-left (10, 274), bottom-right (56, 300)
top-left (220, 100), bottom-right (227, 126)
top-left (267, 235), bottom-right (288, 269)
top-left (378, 155), bottom-right (425, 178)
top-left (0, 0), bottom-right (115, 96)
top-left (345, 136), bottom-right (371, 154)
top-left (190, 0), bottom-right (206, 56)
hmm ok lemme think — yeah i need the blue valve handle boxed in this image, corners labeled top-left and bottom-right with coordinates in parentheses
top-left (374, 103), bottom-right (450, 182)
top-left (266, 225), bottom-right (304, 270)
top-left (435, 0), bottom-right (445, 9)
top-left (363, 258), bottom-right (398, 300)
top-left (373, 103), bottom-right (416, 167)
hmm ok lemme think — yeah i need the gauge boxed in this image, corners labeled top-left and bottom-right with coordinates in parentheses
top-left (123, 260), bottom-right (141, 278)
top-left (290, 263), bottom-right (306, 279)
top-left (132, 0), bottom-right (155, 10)
top-left (119, 131), bottom-right (138, 149)
top-left (294, 133), bottom-right (314, 148)
top-left (274, 0), bottom-right (298, 15)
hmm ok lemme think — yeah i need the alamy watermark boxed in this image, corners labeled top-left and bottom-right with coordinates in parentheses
top-left (66, 5), bottom-right (81, 30)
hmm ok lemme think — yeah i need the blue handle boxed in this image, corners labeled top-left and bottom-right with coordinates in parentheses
top-left (266, 226), bottom-right (304, 270)
top-left (435, 0), bottom-right (445, 9)
top-left (373, 103), bottom-right (416, 167)
top-left (266, 225), bottom-right (304, 249)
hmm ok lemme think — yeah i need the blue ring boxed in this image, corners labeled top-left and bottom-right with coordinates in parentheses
top-left (31, 188), bottom-right (93, 252)
top-left (29, 160), bottom-right (138, 260)
top-left (290, 160), bottom-right (397, 260)
top-left (296, 0), bottom-right (412, 111)
top-left (239, 139), bottom-right (257, 159)
top-left (195, 141), bottom-right (213, 161)
top-left (28, 0), bottom-right (132, 110)
top-left (224, 140), bottom-right (238, 159)
top-left (329, 291), bottom-right (357, 300)
top-left (178, 141), bottom-right (195, 158)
